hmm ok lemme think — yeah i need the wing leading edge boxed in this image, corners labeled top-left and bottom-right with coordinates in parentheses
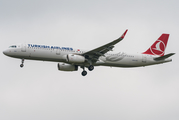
top-left (82, 29), bottom-right (128, 61)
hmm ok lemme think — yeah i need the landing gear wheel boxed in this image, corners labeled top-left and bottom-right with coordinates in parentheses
top-left (81, 70), bottom-right (87, 76)
top-left (20, 64), bottom-right (24, 68)
top-left (88, 65), bottom-right (94, 71)
top-left (20, 58), bottom-right (24, 68)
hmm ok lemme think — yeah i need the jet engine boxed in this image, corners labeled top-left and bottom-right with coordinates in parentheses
top-left (66, 54), bottom-right (85, 63)
top-left (57, 63), bottom-right (78, 71)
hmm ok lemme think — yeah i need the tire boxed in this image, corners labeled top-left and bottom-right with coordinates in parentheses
top-left (81, 71), bottom-right (87, 76)
top-left (88, 65), bottom-right (94, 71)
top-left (20, 64), bottom-right (24, 68)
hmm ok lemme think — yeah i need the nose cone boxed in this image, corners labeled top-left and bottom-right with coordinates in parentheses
top-left (3, 50), bottom-right (8, 55)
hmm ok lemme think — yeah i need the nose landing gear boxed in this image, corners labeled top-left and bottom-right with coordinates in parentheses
top-left (20, 58), bottom-right (24, 68)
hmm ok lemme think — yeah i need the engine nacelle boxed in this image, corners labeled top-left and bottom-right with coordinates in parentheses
top-left (66, 54), bottom-right (85, 63)
top-left (57, 63), bottom-right (78, 71)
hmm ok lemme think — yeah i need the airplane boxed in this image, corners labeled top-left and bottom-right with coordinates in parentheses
top-left (3, 29), bottom-right (175, 76)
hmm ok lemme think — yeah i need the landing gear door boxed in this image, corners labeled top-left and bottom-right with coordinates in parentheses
top-left (21, 44), bottom-right (26, 52)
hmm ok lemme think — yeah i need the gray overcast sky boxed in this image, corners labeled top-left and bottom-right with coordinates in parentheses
top-left (0, 0), bottom-right (179, 120)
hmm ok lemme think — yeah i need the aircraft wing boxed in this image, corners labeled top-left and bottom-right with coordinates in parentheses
top-left (82, 29), bottom-right (128, 62)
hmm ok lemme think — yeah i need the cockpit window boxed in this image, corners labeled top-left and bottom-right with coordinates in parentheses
top-left (9, 45), bottom-right (17, 48)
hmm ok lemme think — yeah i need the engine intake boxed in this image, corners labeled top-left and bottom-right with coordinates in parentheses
top-left (58, 63), bottom-right (78, 71)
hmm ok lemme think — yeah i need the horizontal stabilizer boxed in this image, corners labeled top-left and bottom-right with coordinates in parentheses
top-left (154, 53), bottom-right (175, 61)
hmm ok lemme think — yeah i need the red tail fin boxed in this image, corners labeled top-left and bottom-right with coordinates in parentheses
top-left (143, 34), bottom-right (169, 56)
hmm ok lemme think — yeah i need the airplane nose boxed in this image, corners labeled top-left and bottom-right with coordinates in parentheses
top-left (3, 50), bottom-right (8, 55)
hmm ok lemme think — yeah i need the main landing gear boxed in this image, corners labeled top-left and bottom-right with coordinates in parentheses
top-left (82, 70), bottom-right (87, 76)
top-left (88, 65), bottom-right (94, 71)
top-left (20, 58), bottom-right (24, 68)
top-left (81, 65), bottom-right (94, 76)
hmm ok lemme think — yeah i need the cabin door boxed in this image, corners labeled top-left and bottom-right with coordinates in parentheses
top-left (56, 49), bottom-right (61, 55)
top-left (21, 44), bottom-right (26, 52)
top-left (142, 55), bottom-right (147, 63)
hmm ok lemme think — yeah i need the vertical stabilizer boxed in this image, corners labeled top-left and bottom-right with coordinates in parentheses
top-left (143, 34), bottom-right (169, 56)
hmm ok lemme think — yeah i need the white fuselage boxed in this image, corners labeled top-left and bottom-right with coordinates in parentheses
top-left (3, 44), bottom-right (172, 68)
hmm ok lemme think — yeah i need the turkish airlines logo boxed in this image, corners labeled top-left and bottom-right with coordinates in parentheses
top-left (150, 40), bottom-right (165, 56)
